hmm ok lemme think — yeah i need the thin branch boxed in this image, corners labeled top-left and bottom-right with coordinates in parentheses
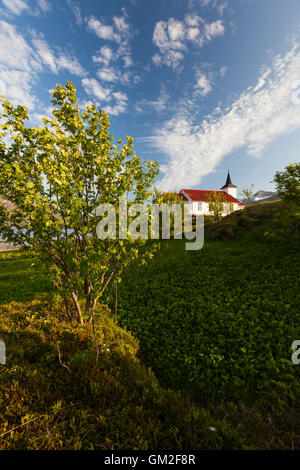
top-left (114, 281), bottom-right (118, 323)
top-left (0, 402), bottom-right (88, 439)
top-left (56, 343), bottom-right (71, 373)
top-left (0, 413), bottom-right (47, 438)
top-left (91, 312), bottom-right (99, 363)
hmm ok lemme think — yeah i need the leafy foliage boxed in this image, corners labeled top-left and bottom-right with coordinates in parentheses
top-left (240, 184), bottom-right (255, 204)
top-left (207, 190), bottom-right (226, 222)
top-left (152, 188), bottom-right (183, 204)
top-left (273, 163), bottom-right (300, 206)
top-left (0, 82), bottom-right (159, 323)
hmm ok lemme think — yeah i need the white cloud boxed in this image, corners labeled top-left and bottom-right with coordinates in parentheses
top-left (189, 0), bottom-right (228, 16)
top-left (1, 0), bottom-right (28, 15)
top-left (220, 65), bottom-right (227, 77)
top-left (204, 20), bottom-right (225, 41)
top-left (113, 15), bottom-right (130, 35)
top-left (37, 0), bottom-right (50, 13)
top-left (217, 2), bottom-right (228, 16)
top-left (0, 20), bottom-right (85, 111)
top-left (195, 71), bottom-right (213, 95)
top-left (86, 10), bottom-right (133, 45)
top-left (32, 34), bottom-right (86, 76)
top-left (253, 68), bottom-right (272, 92)
top-left (152, 16), bottom-right (225, 70)
top-left (88, 10), bottom-right (134, 82)
top-left (96, 67), bottom-right (119, 83)
top-left (136, 86), bottom-right (170, 113)
top-left (0, 20), bottom-right (35, 72)
top-left (67, 0), bottom-right (82, 26)
top-left (0, 69), bottom-right (36, 108)
top-left (81, 78), bottom-right (111, 102)
top-left (152, 54), bottom-right (162, 67)
top-left (123, 54), bottom-right (133, 68)
top-left (81, 78), bottom-right (128, 116)
top-left (32, 37), bottom-right (57, 73)
top-left (89, 10), bottom-right (137, 89)
top-left (1, 0), bottom-right (51, 16)
top-left (56, 53), bottom-right (86, 76)
top-left (142, 43), bottom-right (300, 190)
top-left (0, 20), bottom-right (39, 109)
top-left (93, 46), bottom-right (114, 66)
top-left (104, 91), bottom-right (128, 116)
top-left (96, 65), bottom-right (134, 85)
top-left (194, 65), bottom-right (227, 96)
top-left (87, 15), bottom-right (121, 43)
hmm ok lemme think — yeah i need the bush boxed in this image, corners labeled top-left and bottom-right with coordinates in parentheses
top-left (237, 215), bottom-right (257, 229)
top-left (273, 163), bottom-right (300, 206)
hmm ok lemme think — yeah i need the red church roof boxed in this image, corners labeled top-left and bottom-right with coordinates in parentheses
top-left (180, 189), bottom-right (244, 206)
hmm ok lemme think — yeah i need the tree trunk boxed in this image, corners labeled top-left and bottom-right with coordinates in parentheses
top-left (88, 297), bottom-right (98, 323)
top-left (71, 292), bottom-right (84, 325)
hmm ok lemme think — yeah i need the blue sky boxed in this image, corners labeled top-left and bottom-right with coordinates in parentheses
top-left (1, 0), bottom-right (300, 195)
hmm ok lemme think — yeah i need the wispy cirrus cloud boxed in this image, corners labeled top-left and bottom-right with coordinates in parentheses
top-left (67, 0), bottom-right (83, 26)
top-left (32, 34), bottom-right (87, 76)
top-left (141, 43), bottom-right (300, 190)
top-left (195, 71), bottom-right (213, 96)
top-left (188, 0), bottom-right (228, 16)
top-left (1, 0), bottom-right (51, 16)
top-left (81, 78), bottom-right (129, 116)
top-left (87, 9), bottom-right (137, 86)
top-left (103, 91), bottom-right (128, 116)
top-left (152, 15), bottom-right (225, 70)
top-left (194, 65), bottom-right (228, 96)
top-left (37, 0), bottom-right (50, 13)
top-left (56, 53), bottom-right (86, 76)
top-left (87, 15), bottom-right (122, 43)
top-left (86, 8), bottom-right (132, 52)
top-left (0, 20), bottom-right (39, 109)
top-left (135, 85), bottom-right (170, 114)
top-left (1, 0), bottom-right (29, 15)
top-left (92, 45), bottom-right (114, 67)
top-left (95, 65), bottom-right (139, 85)
top-left (0, 20), bottom-right (86, 110)
top-left (81, 78), bottom-right (111, 102)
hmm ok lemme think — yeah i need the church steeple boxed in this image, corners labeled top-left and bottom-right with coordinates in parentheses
top-left (221, 170), bottom-right (237, 189)
top-left (220, 171), bottom-right (238, 198)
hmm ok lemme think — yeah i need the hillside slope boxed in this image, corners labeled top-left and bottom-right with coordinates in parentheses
top-left (0, 268), bottom-right (242, 449)
top-left (116, 201), bottom-right (300, 449)
top-left (207, 200), bottom-right (300, 241)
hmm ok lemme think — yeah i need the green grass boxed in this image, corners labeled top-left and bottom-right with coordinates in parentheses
top-left (0, 251), bottom-right (53, 304)
top-left (0, 254), bottom-right (242, 450)
top-left (0, 201), bottom-right (299, 449)
top-left (118, 237), bottom-right (300, 396)
top-left (113, 202), bottom-right (300, 448)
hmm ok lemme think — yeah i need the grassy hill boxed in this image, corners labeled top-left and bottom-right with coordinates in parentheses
top-left (115, 201), bottom-right (300, 449)
top-left (0, 201), bottom-right (299, 449)
top-left (207, 200), bottom-right (299, 241)
top-left (0, 255), bottom-right (241, 450)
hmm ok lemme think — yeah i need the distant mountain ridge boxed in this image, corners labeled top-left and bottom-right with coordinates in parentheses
top-left (243, 190), bottom-right (280, 205)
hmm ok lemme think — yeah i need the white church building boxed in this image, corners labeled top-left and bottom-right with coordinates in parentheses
top-left (179, 171), bottom-right (245, 216)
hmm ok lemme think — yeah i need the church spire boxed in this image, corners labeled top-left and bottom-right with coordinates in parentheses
top-left (221, 170), bottom-right (237, 189)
